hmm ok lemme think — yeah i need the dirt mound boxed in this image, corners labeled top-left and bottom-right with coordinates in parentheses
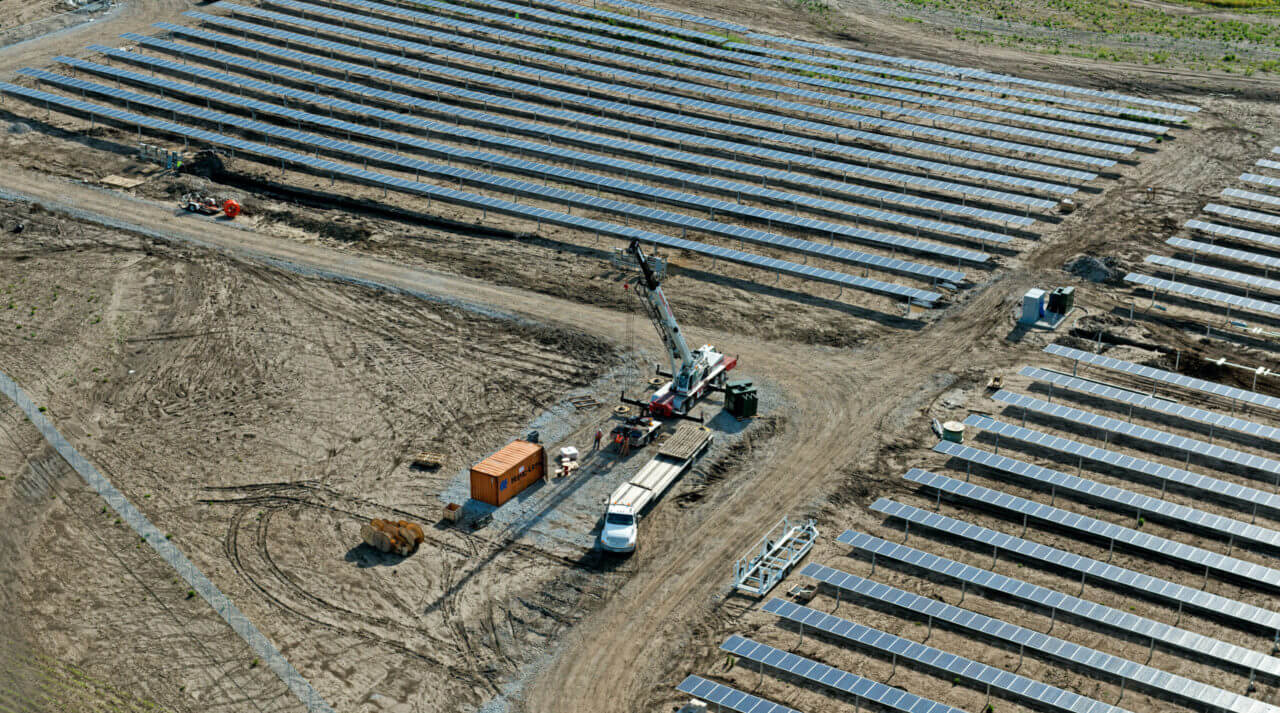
top-left (1064, 254), bottom-right (1123, 284)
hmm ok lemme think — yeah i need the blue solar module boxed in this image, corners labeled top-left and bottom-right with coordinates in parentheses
top-left (108, 36), bottom-right (1053, 214)
top-left (1044, 343), bottom-right (1280, 412)
top-left (382, 0), bottom-right (1166, 136)
top-left (1187, 219), bottom-right (1280, 251)
top-left (802, 561), bottom-right (1276, 713)
top-left (1126, 272), bottom-right (1280, 318)
top-left (719, 635), bottom-right (972, 713)
top-left (0, 81), bottom-right (939, 304)
top-left (961, 413), bottom-right (1280, 522)
top-left (736, 35), bottom-right (1200, 115)
top-left (1242, 172), bottom-right (1280, 193)
top-left (586, 0), bottom-right (750, 33)
top-left (1018, 365), bottom-right (1280, 441)
top-left (991, 389), bottom-right (1280, 479)
top-left (1147, 255), bottom-right (1280, 295)
top-left (762, 598), bottom-right (1130, 713)
top-left (1205, 203), bottom-right (1280, 231)
top-left (1223, 188), bottom-right (1280, 211)
top-left (1168, 237), bottom-right (1280, 273)
top-left (47, 61), bottom-right (998, 264)
top-left (190, 7), bottom-right (1108, 180)
top-left (904, 467), bottom-right (1280, 592)
top-left (836, 530), bottom-right (1280, 682)
top-left (313, 0), bottom-right (1150, 149)
top-left (932, 439), bottom-right (1280, 553)
top-left (21, 67), bottom-right (981, 276)
top-left (507, 0), bottom-right (737, 42)
top-left (871, 498), bottom-right (1280, 634)
top-left (676, 676), bottom-right (803, 713)
top-left (150, 24), bottom-right (1080, 199)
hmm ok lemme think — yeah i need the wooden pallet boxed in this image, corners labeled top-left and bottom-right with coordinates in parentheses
top-left (569, 396), bottom-right (600, 409)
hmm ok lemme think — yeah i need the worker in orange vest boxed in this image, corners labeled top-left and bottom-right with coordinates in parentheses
top-left (593, 429), bottom-right (602, 450)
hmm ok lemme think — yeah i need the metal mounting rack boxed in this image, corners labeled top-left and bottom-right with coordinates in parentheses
top-left (733, 516), bottom-right (817, 596)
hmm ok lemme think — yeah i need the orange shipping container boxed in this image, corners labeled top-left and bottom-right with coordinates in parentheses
top-left (469, 440), bottom-right (546, 507)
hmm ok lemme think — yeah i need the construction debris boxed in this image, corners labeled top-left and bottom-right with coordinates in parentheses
top-left (360, 519), bottom-right (425, 556)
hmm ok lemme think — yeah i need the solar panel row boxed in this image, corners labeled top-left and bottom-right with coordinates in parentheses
top-left (329, 0), bottom-right (1153, 147)
top-left (763, 597), bottom-right (1129, 713)
top-left (0, 81), bottom-right (938, 303)
top-left (904, 467), bottom-right (1280, 592)
top-left (517, 0), bottom-right (740, 41)
top-left (932, 439), bottom-right (1280, 552)
top-left (836, 530), bottom-right (1280, 681)
top-left (1242, 172), bottom-right (1280, 193)
top-left (1258, 159), bottom-right (1280, 172)
top-left (1146, 255), bottom-right (1280, 295)
top-left (961, 413), bottom-right (1280, 523)
top-left (415, 0), bottom-right (1168, 135)
top-left (718, 42), bottom-right (1184, 124)
top-left (50, 61), bottom-right (999, 263)
top-left (1223, 188), bottom-right (1280, 211)
top-left (991, 389), bottom-right (1280, 479)
top-left (870, 498), bottom-right (1280, 634)
top-left (736, 34), bottom-right (1199, 115)
top-left (110, 34), bottom-right (1054, 213)
top-left (1018, 365), bottom-right (1280, 441)
top-left (587, 0), bottom-right (750, 33)
top-left (719, 635), bottom-right (971, 713)
top-left (801, 562), bottom-right (1270, 713)
top-left (1186, 219), bottom-right (1280, 251)
top-left (1168, 237), bottom-right (1280, 273)
top-left (206, 5), bottom-right (1114, 175)
top-left (676, 676), bottom-right (802, 713)
top-left (1126, 272), bottom-right (1280, 318)
top-left (24, 68), bottom-right (981, 276)
top-left (156, 22), bottom-right (1080, 197)
top-left (1044, 343), bottom-right (1280, 413)
top-left (1205, 203), bottom-right (1280, 231)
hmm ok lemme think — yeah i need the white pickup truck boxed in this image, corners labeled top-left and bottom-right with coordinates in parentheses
top-left (600, 425), bottom-right (713, 554)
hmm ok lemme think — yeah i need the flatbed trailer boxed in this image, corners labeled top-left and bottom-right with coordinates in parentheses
top-left (600, 425), bottom-right (713, 553)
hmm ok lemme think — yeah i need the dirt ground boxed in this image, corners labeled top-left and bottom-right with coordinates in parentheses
top-left (2, 1), bottom-right (1280, 713)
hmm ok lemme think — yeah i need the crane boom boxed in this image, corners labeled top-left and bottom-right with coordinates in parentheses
top-left (627, 241), bottom-right (735, 416)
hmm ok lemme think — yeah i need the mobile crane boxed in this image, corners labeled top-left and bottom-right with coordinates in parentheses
top-left (626, 241), bottom-right (736, 418)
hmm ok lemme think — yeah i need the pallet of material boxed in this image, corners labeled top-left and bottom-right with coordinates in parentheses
top-left (660, 424), bottom-right (713, 461)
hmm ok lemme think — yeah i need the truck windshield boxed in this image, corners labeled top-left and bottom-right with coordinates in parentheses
top-left (605, 513), bottom-right (634, 526)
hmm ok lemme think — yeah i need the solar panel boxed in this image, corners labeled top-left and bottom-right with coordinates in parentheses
top-left (1146, 255), bottom-right (1280, 295)
top-left (932, 439), bottom-right (1280, 553)
top-left (1205, 203), bottom-right (1280, 231)
top-left (836, 530), bottom-right (1280, 682)
top-left (510, 0), bottom-right (740, 42)
top-left (1224, 188), bottom-right (1280, 211)
top-left (1168, 237), bottom-right (1280, 273)
top-left (738, 35), bottom-right (1199, 115)
top-left (722, 42), bottom-right (1184, 124)
top-left (1019, 365), bottom-right (1280, 441)
top-left (43, 63), bottom-right (995, 267)
top-left (1242, 172), bottom-right (1280, 193)
top-left (1259, 159), bottom-right (1280, 172)
top-left (108, 35), bottom-right (1053, 213)
top-left (871, 498), bottom-right (1280, 634)
top-left (719, 635), bottom-right (972, 713)
top-left (0, 81), bottom-right (939, 303)
top-left (675, 676), bottom-right (803, 713)
top-left (314, 0), bottom-right (1151, 149)
top-left (1186, 219), bottom-right (1280, 251)
top-left (904, 467), bottom-right (1280, 592)
top-left (961, 413), bottom-right (1280, 523)
top-left (1044, 343), bottom-right (1280, 413)
top-left (587, 0), bottom-right (750, 33)
top-left (801, 561), bottom-right (1269, 713)
top-left (191, 8), bottom-right (1107, 181)
top-left (762, 598), bottom-right (1130, 713)
top-left (991, 389), bottom-right (1280, 479)
top-left (24, 68), bottom-right (980, 276)
top-left (149, 25), bottom-right (1079, 201)
top-left (1125, 272), bottom-right (1280, 318)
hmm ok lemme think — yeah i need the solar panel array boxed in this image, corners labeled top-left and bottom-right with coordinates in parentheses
top-left (1044, 343), bottom-right (1280, 412)
top-left (960, 413), bottom-right (1280, 519)
top-left (719, 635), bottom-right (972, 713)
top-left (991, 389), bottom-right (1280, 479)
top-left (837, 530), bottom-right (1280, 680)
top-left (675, 676), bottom-right (802, 713)
top-left (932, 440), bottom-right (1280, 552)
top-left (1019, 365), bottom-right (1280, 441)
top-left (762, 598), bottom-right (1130, 713)
top-left (870, 498), bottom-right (1280, 633)
top-left (801, 561), bottom-right (1277, 713)
top-left (903, 467), bottom-right (1280, 591)
top-left (1132, 147), bottom-right (1280, 327)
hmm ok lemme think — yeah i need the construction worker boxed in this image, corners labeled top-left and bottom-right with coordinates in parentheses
top-left (593, 429), bottom-right (602, 450)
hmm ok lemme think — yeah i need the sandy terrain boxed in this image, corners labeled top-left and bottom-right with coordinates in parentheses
top-left (1, 0), bottom-right (1280, 712)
